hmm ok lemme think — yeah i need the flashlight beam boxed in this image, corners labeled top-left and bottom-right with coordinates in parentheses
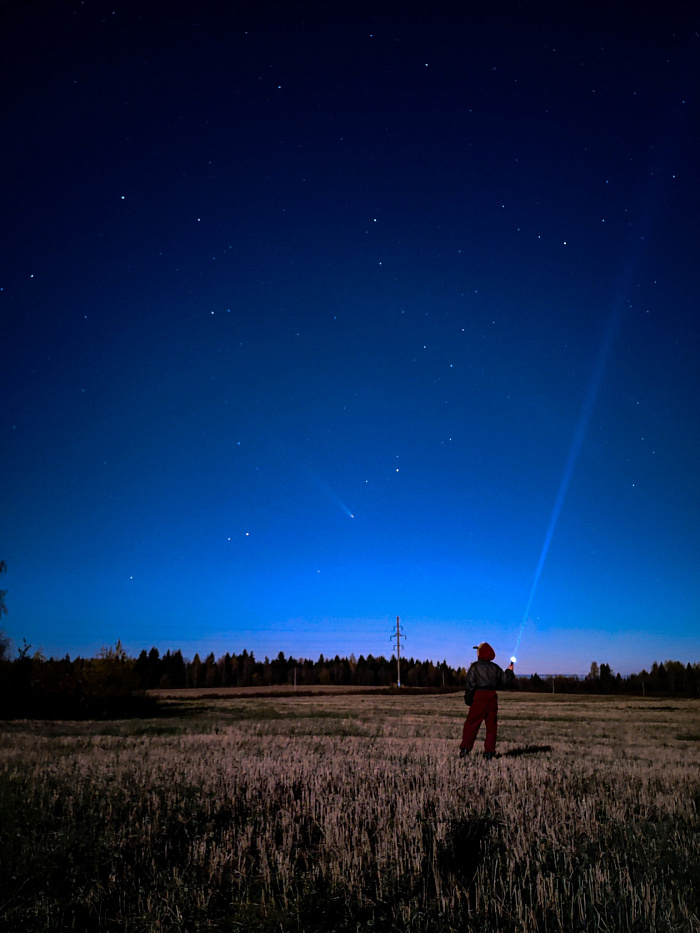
top-left (514, 304), bottom-right (622, 658)
top-left (513, 136), bottom-right (670, 660)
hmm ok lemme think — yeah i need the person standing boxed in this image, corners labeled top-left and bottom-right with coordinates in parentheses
top-left (459, 642), bottom-right (514, 760)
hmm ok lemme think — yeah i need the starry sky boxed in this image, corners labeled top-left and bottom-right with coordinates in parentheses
top-left (3, 0), bottom-right (699, 675)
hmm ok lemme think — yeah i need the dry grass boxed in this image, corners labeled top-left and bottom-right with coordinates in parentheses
top-left (1, 692), bottom-right (699, 931)
top-left (147, 684), bottom-right (392, 698)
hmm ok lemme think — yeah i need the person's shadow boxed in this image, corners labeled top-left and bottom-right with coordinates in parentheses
top-left (499, 744), bottom-right (552, 758)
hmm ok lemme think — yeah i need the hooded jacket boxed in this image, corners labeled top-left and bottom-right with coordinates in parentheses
top-left (464, 642), bottom-right (514, 704)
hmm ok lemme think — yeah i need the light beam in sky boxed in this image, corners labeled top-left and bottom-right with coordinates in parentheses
top-left (512, 156), bottom-right (667, 662)
top-left (513, 303), bottom-right (623, 659)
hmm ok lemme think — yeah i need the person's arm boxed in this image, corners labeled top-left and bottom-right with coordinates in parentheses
top-left (464, 663), bottom-right (477, 705)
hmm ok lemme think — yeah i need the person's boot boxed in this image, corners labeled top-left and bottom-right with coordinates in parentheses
top-left (458, 748), bottom-right (470, 758)
top-left (484, 751), bottom-right (495, 761)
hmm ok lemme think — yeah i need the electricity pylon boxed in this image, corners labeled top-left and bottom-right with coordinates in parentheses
top-left (390, 616), bottom-right (406, 687)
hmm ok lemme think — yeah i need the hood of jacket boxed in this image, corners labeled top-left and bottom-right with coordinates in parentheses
top-left (474, 641), bottom-right (496, 661)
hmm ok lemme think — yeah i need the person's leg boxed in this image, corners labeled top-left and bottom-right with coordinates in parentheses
top-left (483, 692), bottom-right (499, 753)
top-left (460, 692), bottom-right (488, 750)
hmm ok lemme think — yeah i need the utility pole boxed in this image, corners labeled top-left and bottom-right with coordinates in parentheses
top-left (390, 616), bottom-right (406, 687)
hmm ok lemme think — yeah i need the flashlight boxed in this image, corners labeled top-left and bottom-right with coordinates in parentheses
top-left (510, 656), bottom-right (517, 664)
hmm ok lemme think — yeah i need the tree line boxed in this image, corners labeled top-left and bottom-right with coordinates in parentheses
top-left (1, 634), bottom-right (699, 719)
top-left (134, 647), bottom-right (464, 690)
top-left (526, 659), bottom-right (700, 696)
top-left (0, 640), bottom-right (157, 719)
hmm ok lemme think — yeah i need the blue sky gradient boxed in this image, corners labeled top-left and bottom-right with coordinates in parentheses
top-left (3, 0), bottom-right (699, 674)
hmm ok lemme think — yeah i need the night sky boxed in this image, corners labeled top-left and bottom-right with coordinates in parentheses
top-left (3, 0), bottom-right (699, 675)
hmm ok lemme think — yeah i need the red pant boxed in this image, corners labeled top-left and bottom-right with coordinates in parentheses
top-left (460, 690), bottom-right (499, 753)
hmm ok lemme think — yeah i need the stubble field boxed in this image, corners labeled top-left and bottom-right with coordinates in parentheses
top-left (1, 690), bottom-right (699, 932)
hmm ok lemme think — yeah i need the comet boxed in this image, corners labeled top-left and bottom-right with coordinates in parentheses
top-left (310, 471), bottom-right (355, 519)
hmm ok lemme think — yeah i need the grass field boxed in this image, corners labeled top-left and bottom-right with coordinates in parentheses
top-left (1, 690), bottom-right (699, 932)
